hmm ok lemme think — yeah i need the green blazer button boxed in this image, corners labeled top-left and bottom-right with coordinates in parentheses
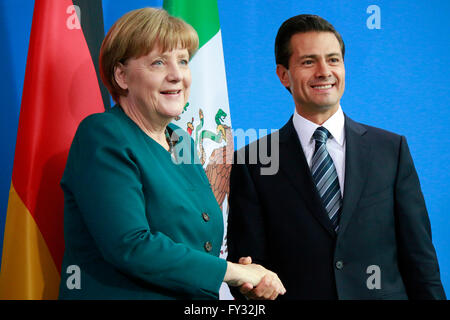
top-left (204, 241), bottom-right (212, 252)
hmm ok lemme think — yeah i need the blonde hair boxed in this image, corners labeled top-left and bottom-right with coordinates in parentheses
top-left (99, 8), bottom-right (199, 102)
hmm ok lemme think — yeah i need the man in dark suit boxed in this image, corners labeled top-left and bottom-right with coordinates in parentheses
top-left (227, 14), bottom-right (446, 300)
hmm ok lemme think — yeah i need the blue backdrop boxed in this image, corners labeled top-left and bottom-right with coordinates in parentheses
top-left (1, 0), bottom-right (448, 296)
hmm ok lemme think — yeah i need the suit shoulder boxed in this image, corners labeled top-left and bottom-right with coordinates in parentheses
top-left (350, 118), bottom-right (403, 143)
top-left (347, 119), bottom-right (410, 160)
top-left (363, 123), bottom-right (401, 138)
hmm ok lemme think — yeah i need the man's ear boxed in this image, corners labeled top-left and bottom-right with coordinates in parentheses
top-left (276, 64), bottom-right (290, 89)
top-left (114, 62), bottom-right (128, 90)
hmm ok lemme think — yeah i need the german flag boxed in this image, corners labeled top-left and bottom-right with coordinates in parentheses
top-left (0, 0), bottom-right (108, 299)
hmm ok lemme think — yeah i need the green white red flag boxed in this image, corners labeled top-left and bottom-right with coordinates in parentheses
top-left (163, 0), bottom-right (234, 299)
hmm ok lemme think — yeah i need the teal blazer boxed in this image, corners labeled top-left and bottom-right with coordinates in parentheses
top-left (59, 105), bottom-right (227, 299)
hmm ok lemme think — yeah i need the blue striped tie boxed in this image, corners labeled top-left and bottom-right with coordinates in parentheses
top-left (311, 127), bottom-right (342, 232)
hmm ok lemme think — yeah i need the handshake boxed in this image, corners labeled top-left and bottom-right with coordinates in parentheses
top-left (224, 257), bottom-right (286, 300)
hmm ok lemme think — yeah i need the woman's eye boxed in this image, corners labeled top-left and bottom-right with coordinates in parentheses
top-left (179, 59), bottom-right (189, 66)
top-left (152, 60), bottom-right (163, 66)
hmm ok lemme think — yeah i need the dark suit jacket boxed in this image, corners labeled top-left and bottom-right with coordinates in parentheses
top-left (227, 115), bottom-right (446, 300)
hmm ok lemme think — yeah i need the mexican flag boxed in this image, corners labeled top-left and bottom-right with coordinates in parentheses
top-left (163, 0), bottom-right (233, 299)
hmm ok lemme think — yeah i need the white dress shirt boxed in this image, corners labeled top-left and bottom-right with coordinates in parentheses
top-left (292, 106), bottom-right (346, 195)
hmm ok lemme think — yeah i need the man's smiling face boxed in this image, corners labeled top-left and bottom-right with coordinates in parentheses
top-left (277, 31), bottom-right (345, 118)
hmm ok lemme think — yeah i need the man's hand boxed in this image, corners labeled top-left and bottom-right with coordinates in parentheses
top-left (238, 256), bottom-right (286, 300)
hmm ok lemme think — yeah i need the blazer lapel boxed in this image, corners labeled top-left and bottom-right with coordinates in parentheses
top-left (278, 118), bottom-right (337, 238)
top-left (338, 115), bottom-right (370, 237)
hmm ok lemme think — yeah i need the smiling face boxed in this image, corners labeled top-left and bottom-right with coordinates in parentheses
top-left (276, 31), bottom-right (345, 122)
top-left (114, 45), bottom-right (191, 124)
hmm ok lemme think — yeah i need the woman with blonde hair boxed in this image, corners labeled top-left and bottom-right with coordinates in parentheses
top-left (58, 8), bottom-right (285, 300)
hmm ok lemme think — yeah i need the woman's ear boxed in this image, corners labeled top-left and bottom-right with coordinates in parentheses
top-left (114, 62), bottom-right (128, 90)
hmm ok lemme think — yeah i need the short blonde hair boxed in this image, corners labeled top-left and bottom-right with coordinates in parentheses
top-left (99, 8), bottom-right (199, 103)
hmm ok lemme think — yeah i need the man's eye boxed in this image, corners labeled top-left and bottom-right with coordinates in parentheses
top-left (330, 58), bottom-right (340, 63)
top-left (302, 60), bottom-right (313, 65)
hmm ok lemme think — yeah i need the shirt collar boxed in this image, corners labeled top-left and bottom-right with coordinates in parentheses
top-left (293, 106), bottom-right (345, 146)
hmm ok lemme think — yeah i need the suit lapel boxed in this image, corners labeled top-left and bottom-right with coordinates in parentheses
top-left (278, 118), bottom-right (337, 238)
top-left (338, 115), bottom-right (370, 237)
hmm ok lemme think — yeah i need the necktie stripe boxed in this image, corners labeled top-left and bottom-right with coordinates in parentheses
top-left (311, 127), bottom-right (342, 232)
top-left (328, 201), bottom-right (341, 220)
top-left (325, 190), bottom-right (341, 213)
top-left (326, 200), bottom-right (341, 219)
top-left (312, 143), bottom-right (327, 161)
top-left (311, 147), bottom-right (328, 171)
top-left (316, 165), bottom-right (336, 193)
top-left (321, 179), bottom-right (340, 204)
top-left (318, 172), bottom-right (336, 199)
top-left (312, 155), bottom-right (332, 180)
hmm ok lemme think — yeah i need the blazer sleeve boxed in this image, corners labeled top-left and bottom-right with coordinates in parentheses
top-left (65, 115), bottom-right (227, 299)
top-left (394, 136), bottom-right (446, 299)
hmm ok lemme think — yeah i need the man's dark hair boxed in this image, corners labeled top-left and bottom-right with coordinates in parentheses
top-left (275, 14), bottom-right (345, 69)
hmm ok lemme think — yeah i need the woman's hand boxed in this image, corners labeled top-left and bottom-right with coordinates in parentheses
top-left (224, 257), bottom-right (286, 300)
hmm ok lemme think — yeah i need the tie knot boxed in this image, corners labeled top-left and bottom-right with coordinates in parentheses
top-left (313, 127), bottom-right (331, 144)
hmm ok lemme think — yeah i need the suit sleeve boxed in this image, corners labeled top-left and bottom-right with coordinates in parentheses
top-left (227, 152), bottom-right (271, 298)
top-left (394, 136), bottom-right (446, 299)
top-left (66, 116), bottom-right (227, 299)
